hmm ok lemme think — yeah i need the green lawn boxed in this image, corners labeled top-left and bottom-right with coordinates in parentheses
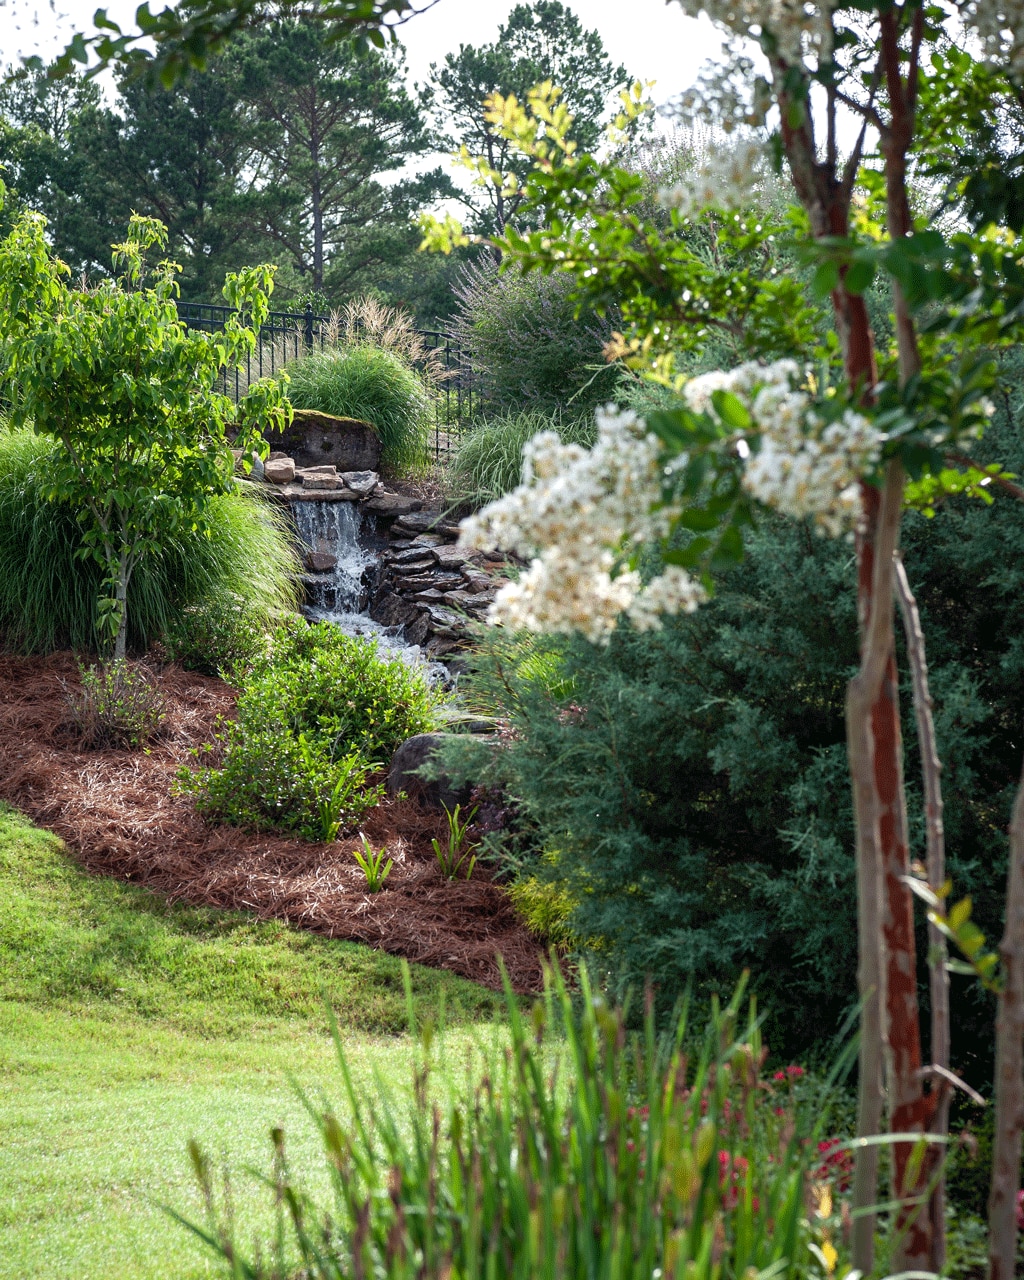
top-left (0, 805), bottom-right (504, 1279)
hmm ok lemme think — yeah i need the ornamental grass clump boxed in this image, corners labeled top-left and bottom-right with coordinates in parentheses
top-left (178, 967), bottom-right (850, 1279)
top-left (447, 409), bottom-right (595, 507)
top-left (0, 428), bottom-right (300, 655)
top-left (282, 343), bottom-right (432, 473)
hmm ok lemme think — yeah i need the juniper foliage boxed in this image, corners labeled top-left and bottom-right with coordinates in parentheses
top-left (455, 413), bottom-right (1024, 1077)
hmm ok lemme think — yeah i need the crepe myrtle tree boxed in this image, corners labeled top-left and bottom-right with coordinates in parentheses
top-left (424, 5), bottom-right (1024, 1276)
top-left (0, 195), bottom-right (289, 660)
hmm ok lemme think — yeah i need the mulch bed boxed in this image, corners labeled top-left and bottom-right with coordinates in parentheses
top-left (0, 652), bottom-right (544, 994)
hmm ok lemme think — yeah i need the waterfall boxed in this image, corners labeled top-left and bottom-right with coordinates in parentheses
top-left (292, 500), bottom-right (371, 615)
top-left (290, 498), bottom-right (447, 680)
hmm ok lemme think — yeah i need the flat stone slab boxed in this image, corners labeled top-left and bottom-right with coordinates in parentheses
top-left (341, 470), bottom-right (379, 496)
top-left (273, 483), bottom-right (359, 502)
top-left (366, 492), bottom-right (423, 516)
top-left (302, 475), bottom-right (344, 490)
top-left (394, 511), bottom-right (442, 534)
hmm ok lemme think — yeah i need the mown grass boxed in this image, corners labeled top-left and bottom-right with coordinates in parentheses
top-left (0, 805), bottom-right (503, 1279)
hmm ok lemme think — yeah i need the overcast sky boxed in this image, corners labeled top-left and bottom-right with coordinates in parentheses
top-left (3, 0), bottom-right (723, 110)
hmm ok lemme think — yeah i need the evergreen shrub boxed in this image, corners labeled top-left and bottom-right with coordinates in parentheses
top-left (448, 415), bottom-right (1024, 1076)
top-left (282, 343), bottom-right (431, 472)
top-left (0, 429), bottom-right (299, 655)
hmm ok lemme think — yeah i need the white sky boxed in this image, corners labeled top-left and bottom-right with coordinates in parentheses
top-left (1, 0), bottom-right (723, 110)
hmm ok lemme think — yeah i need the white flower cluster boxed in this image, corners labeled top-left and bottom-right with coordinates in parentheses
top-left (458, 407), bottom-right (707, 643)
top-left (685, 359), bottom-right (884, 536)
top-left (670, 0), bottom-right (838, 67)
top-left (660, 138), bottom-right (767, 217)
top-left (959, 0), bottom-right (1024, 78)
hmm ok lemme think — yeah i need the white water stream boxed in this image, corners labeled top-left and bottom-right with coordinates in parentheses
top-left (291, 499), bottom-right (445, 678)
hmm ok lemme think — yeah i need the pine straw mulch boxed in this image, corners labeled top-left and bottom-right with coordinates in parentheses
top-left (0, 652), bottom-right (544, 994)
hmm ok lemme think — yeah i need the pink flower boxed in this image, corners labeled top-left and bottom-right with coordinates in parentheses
top-left (1016, 1189), bottom-right (1024, 1231)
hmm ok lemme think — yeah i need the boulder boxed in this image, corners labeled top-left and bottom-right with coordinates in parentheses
top-left (273, 408), bottom-right (381, 472)
top-left (341, 470), bottom-right (379, 496)
top-left (264, 456), bottom-right (296, 484)
top-left (387, 733), bottom-right (470, 809)
top-left (306, 550), bottom-right (338, 572)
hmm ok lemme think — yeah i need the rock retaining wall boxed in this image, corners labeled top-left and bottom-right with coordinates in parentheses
top-left (249, 446), bottom-right (507, 660)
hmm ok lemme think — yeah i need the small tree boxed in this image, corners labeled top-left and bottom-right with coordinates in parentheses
top-left (0, 198), bottom-right (289, 660)
top-left (424, 9), bottom-right (1024, 1275)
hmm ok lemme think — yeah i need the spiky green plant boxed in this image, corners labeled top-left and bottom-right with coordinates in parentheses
top-left (0, 428), bottom-right (301, 654)
top-left (177, 966), bottom-right (852, 1279)
top-left (447, 410), bottom-right (596, 507)
top-left (282, 343), bottom-right (432, 473)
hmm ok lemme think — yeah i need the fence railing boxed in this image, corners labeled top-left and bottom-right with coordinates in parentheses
top-left (174, 301), bottom-right (478, 461)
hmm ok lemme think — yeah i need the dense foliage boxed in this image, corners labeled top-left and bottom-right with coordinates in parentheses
top-left (283, 342), bottom-right (431, 473)
top-left (181, 621), bottom-right (443, 840)
top-left (0, 429), bottom-right (298, 655)
top-left (0, 206), bottom-right (288, 658)
top-left (448, 258), bottom-right (620, 416)
top-left (449, 410), bottom-right (1024, 1080)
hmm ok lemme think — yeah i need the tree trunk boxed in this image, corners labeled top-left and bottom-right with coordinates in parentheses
top-left (847, 462), bottom-right (908, 1274)
top-left (113, 547), bottom-right (129, 663)
top-left (988, 762), bottom-right (1024, 1280)
top-left (895, 555), bottom-right (950, 1266)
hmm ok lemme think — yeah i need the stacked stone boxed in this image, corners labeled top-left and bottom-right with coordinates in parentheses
top-left (367, 512), bottom-right (505, 658)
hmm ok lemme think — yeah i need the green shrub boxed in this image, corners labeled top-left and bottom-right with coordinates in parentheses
top-left (181, 725), bottom-right (383, 840)
top-left (282, 343), bottom-right (431, 472)
top-left (180, 970), bottom-right (846, 1279)
top-left (180, 620), bottom-right (444, 841)
top-left (64, 659), bottom-right (166, 749)
top-left (447, 409), bottom-right (596, 505)
top-left (0, 429), bottom-right (300, 655)
top-left (247, 620), bottom-right (443, 762)
top-left (164, 595), bottom-right (270, 678)
top-left (447, 410), bottom-right (1024, 1078)
top-left (449, 257), bottom-right (621, 416)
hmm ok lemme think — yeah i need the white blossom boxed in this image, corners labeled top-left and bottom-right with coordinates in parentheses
top-left (660, 138), bottom-right (768, 216)
top-left (459, 406), bottom-right (706, 641)
top-left (687, 359), bottom-right (884, 536)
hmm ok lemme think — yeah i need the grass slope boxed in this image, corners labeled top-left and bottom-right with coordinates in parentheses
top-left (0, 805), bottom-right (502, 1279)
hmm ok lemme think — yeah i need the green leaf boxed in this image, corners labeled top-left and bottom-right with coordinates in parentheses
top-left (811, 259), bottom-right (840, 299)
top-left (844, 258), bottom-right (876, 295)
top-left (710, 390), bottom-right (752, 431)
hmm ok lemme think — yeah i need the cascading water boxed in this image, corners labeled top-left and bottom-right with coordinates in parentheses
top-left (292, 500), bottom-right (370, 614)
top-left (291, 498), bottom-right (445, 678)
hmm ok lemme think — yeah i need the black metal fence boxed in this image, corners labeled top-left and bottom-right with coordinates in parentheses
top-left (175, 300), bottom-right (478, 461)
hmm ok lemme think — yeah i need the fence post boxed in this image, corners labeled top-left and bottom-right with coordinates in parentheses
top-left (303, 302), bottom-right (314, 353)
